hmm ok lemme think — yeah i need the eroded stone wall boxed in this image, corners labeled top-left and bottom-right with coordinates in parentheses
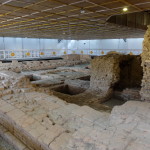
top-left (0, 59), bottom-right (88, 73)
top-left (141, 25), bottom-right (150, 101)
top-left (90, 55), bottom-right (120, 100)
top-left (62, 54), bottom-right (81, 61)
top-left (90, 54), bottom-right (142, 101)
top-left (62, 54), bottom-right (91, 61)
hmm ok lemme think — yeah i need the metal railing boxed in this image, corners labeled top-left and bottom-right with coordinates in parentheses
top-left (0, 49), bottom-right (142, 60)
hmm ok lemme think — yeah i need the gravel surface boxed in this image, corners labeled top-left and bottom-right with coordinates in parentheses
top-left (0, 136), bottom-right (16, 150)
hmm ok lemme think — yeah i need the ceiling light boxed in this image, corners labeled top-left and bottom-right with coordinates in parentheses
top-left (123, 7), bottom-right (128, 12)
top-left (80, 9), bottom-right (85, 14)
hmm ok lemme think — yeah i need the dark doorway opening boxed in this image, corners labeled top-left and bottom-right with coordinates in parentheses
top-left (113, 55), bottom-right (143, 101)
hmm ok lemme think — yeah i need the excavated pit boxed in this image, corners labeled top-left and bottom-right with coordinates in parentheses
top-left (21, 55), bottom-right (143, 111)
top-left (21, 64), bottom-right (111, 112)
top-left (26, 56), bottom-right (142, 110)
top-left (0, 52), bottom-right (149, 150)
top-left (52, 84), bottom-right (86, 95)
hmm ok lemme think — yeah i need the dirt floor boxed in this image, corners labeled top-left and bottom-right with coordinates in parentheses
top-left (52, 90), bottom-right (125, 112)
top-left (102, 98), bottom-right (126, 108)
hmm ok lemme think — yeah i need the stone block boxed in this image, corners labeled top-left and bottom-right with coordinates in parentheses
top-left (7, 109), bottom-right (25, 121)
top-left (49, 133), bottom-right (72, 150)
top-left (38, 124), bottom-right (65, 145)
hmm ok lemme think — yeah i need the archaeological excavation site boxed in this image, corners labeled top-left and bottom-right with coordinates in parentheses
top-left (0, 0), bottom-right (150, 150)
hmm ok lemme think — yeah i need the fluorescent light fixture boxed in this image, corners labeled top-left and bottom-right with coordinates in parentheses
top-left (123, 7), bottom-right (128, 12)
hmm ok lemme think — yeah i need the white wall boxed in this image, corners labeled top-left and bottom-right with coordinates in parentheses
top-left (0, 37), bottom-right (143, 51)
top-left (0, 38), bottom-right (3, 49)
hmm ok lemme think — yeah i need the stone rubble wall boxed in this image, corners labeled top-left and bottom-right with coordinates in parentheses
top-left (90, 54), bottom-right (142, 101)
top-left (62, 54), bottom-right (81, 61)
top-left (0, 59), bottom-right (88, 73)
top-left (90, 55), bottom-right (121, 100)
top-left (0, 71), bottom-right (32, 88)
top-left (62, 54), bottom-right (91, 61)
top-left (0, 71), bottom-right (34, 99)
top-left (141, 25), bottom-right (150, 101)
top-left (80, 54), bottom-right (91, 61)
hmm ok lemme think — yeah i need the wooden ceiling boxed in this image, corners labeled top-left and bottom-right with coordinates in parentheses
top-left (108, 11), bottom-right (150, 30)
top-left (0, 0), bottom-right (149, 39)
